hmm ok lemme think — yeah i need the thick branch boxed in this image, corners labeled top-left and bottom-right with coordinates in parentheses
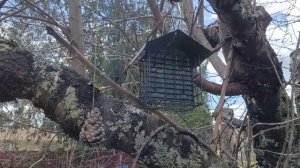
top-left (147, 0), bottom-right (169, 36)
top-left (195, 76), bottom-right (248, 96)
top-left (0, 42), bottom-right (228, 168)
top-left (181, 0), bottom-right (226, 78)
top-left (292, 40), bottom-right (300, 116)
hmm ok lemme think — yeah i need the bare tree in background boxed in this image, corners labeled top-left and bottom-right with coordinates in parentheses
top-left (69, 0), bottom-right (87, 77)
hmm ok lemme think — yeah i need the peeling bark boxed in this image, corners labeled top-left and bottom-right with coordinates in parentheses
top-left (0, 44), bottom-right (228, 167)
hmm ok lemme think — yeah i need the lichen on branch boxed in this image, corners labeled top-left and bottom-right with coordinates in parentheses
top-left (0, 42), bottom-right (227, 167)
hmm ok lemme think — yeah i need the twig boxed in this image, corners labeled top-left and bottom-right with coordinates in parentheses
top-left (46, 26), bottom-right (139, 102)
top-left (0, 0), bottom-right (8, 9)
top-left (28, 134), bottom-right (57, 168)
top-left (0, 6), bottom-right (28, 22)
top-left (131, 124), bottom-right (169, 168)
top-left (218, 144), bottom-right (240, 167)
top-left (282, 32), bottom-right (300, 167)
top-left (210, 47), bottom-right (234, 151)
top-left (97, 12), bottom-right (138, 50)
top-left (250, 123), bottom-right (300, 141)
top-left (29, 154), bottom-right (45, 168)
top-left (0, 112), bottom-right (59, 134)
top-left (232, 111), bottom-right (248, 166)
top-left (103, 45), bottom-right (132, 58)
top-left (117, 4), bottom-right (176, 82)
top-left (0, 12), bottom-right (51, 23)
top-left (253, 148), bottom-right (300, 157)
top-left (22, 0), bottom-right (58, 26)
top-left (145, 4), bottom-right (175, 41)
top-left (22, 0), bottom-right (70, 40)
top-left (113, 15), bottom-right (184, 23)
top-left (252, 116), bottom-right (300, 128)
top-left (189, 0), bottom-right (203, 36)
top-left (246, 116), bottom-right (252, 168)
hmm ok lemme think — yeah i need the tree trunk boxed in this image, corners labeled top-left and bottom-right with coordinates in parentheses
top-left (181, 0), bottom-right (226, 78)
top-left (0, 42), bottom-right (228, 167)
top-left (293, 48), bottom-right (300, 116)
top-left (69, 0), bottom-right (87, 77)
top-left (205, 0), bottom-right (294, 167)
top-left (147, 0), bottom-right (169, 37)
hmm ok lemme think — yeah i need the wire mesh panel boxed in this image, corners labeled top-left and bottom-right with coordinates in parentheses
top-left (140, 49), bottom-right (199, 111)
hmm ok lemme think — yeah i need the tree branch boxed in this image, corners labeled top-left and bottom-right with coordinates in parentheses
top-left (181, 0), bottom-right (226, 78)
top-left (194, 76), bottom-right (248, 96)
top-left (0, 0), bottom-right (8, 9)
top-left (147, 0), bottom-right (169, 36)
top-left (210, 47), bottom-right (234, 151)
top-left (0, 42), bottom-right (228, 167)
top-left (206, 0), bottom-right (290, 167)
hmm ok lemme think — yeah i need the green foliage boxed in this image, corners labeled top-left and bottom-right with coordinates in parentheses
top-left (168, 106), bottom-right (212, 132)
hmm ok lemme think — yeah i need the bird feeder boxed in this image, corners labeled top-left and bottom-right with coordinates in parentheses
top-left (132, 30), bottom-right (211, 111)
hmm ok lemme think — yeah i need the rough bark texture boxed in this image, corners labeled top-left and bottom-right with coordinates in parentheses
top-left (206, 0), bottom-right (294, 167)
top-left (290, 48), bottom-right (300, 168)
top-left (0, 41), bottom-right (227, 168)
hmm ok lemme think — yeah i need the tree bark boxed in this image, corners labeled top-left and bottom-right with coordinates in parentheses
top-left (206, 0), bottom-right (293, 167)
top-left (293, 48), bottom-right (300, 116)
top-left (69, 0), bottom-right (87, 77)
top-left (0, 42), bottom-right (228, 167)
top-left (147, 0), bottom-right (169, 37)
top-left (181, 0), bottom-right (226, 78)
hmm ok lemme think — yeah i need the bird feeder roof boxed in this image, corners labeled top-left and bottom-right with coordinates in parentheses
top-left (131, 29), bottom-right (212, 67)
